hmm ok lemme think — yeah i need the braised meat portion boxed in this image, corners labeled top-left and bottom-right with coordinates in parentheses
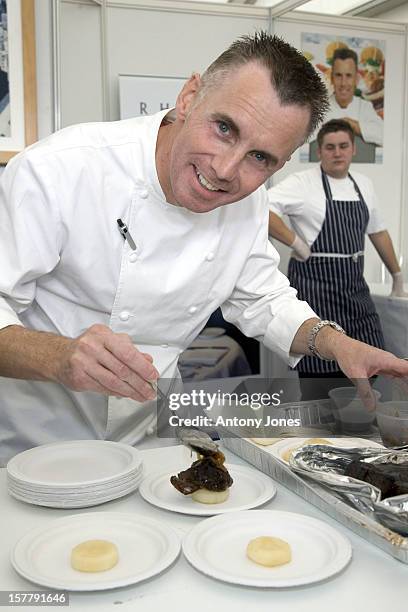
top-left (170, 451), bottom-right (233, 495)
top-left (345, 459), bottom-right (408, 499)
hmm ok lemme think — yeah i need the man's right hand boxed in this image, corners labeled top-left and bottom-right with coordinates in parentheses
top-left (291, 235), bottom-right (311, 262)
top-left (55, 324), bottom-right (159, 402)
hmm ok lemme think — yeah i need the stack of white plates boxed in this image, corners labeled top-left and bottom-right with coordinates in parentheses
top-left (7, 440), bottom-right (143, 508)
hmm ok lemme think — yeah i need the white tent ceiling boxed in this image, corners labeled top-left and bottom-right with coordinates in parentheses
top-left (158, 0), bottom-right (408, 18)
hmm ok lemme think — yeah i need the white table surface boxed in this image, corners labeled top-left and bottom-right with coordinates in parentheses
top-left (2, 444), bottom-right (407, 612)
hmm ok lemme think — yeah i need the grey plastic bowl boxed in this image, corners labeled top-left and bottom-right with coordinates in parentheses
top-left (328, 387), bottom-right (380, 434)
top-left (376, 401), bottom-right (408, 447)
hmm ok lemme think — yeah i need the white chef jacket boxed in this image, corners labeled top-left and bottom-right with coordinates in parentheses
top-left (0, 109), bottom-right (316, 465)
top-left (324, 95), bottom-right (383, 147)
top-left (268, 165), bottom-right (386, 246)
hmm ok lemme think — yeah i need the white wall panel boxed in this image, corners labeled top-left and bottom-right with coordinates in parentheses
top-left (60, 0), bottom-right (104, 126)
top-left (105, 3), bottom-right (269, 120)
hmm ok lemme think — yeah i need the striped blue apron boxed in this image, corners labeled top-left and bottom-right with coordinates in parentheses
top-left (288, 167), bottom-right (385, 374)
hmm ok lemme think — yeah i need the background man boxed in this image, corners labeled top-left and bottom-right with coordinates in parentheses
top-left (268, 119), bottom-right (406, 399)
top-left (0, 34), bottom-right (407, 465)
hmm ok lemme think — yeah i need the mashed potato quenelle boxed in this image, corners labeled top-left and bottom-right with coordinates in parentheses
top-left (191, 488), bottom-right (230, 504)
top-left (246, 536), bottom-right (291, 567)
top-left (71, 539), bottom-right (119, 572)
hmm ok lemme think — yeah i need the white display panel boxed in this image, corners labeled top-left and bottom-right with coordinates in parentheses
top-left (119, 75), bottom-right (186, 119)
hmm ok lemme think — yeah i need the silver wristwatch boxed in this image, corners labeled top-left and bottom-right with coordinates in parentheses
top-left (308, 320), bottom-right (346, 361)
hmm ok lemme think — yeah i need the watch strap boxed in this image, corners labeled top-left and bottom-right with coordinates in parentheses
top-left (307, 320), bottom-right (346, 361)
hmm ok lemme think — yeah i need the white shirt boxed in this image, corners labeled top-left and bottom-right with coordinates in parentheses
top-left (268, 165), bottom-right (386, 246)
top-left (325, 95), bottom-right (383, 147)
top-left (0, 109), bottom-right (316, 465)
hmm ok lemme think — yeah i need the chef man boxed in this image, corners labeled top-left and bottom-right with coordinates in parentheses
top-left (0, 33), bottom-right (407, 465)
top-left (268, 118), bottom-right (406, 399)
top-left (326, 47), bottom-right (383, 147)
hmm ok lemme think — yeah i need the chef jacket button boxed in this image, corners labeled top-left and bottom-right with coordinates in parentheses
top-left (129, 252), bottom-right (138, 263)
top-left (119, 311), bottom-right (130, 321)
top-left (206, 252), bottom-right (215, 261)
top-left (139, 189), bottom-right (148, 199)
top-left (161, 343), bottom-right (169, 348)
top-left (189, 306), bottom-right (198, 314)
top-left (146, 423), bottom-right (155, 436)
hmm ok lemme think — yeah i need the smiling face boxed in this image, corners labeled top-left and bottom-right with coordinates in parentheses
top-left (318, 130), bottom-right (355, 178)
top-left (155, 62), bottom-right (311, 213)
top-left (331, 58), bottom-right (358, 108)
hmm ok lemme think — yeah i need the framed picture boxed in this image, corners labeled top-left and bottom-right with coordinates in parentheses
top-left (299, 31), bottom-right (385, 164)
top-left (0, 0), bottom-right (37, 165)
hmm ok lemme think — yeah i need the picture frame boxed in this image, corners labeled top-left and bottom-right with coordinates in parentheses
top-left (299, 31), bottom-right (385, 164)
top-left (0, 0), bottom-right (37, 165)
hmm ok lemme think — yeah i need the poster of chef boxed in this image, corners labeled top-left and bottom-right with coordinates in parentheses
top-left (300, 32), bottom-right (385, 164)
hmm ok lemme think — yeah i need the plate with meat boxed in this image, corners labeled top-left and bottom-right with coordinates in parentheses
top-left (139, 449), bottom-right (276, 516)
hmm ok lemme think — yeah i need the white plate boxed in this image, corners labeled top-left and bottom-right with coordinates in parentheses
top-left (7, 441), bottom-right (142, 487)
top-left (139, 464), bottom-right (276, 516)
top-left (182, 510), bottom-right (352, 587)
top-left (11, 512), bottom-right (180, 591)
top-left (7, 466), bottom-right (143, 493)
top-left (7, 471), bottom-right (143, 495)
top-left (197, 327), bottom-right (226, 338)
top-left (266, 437), bottom-right (384, 465)
top-left (8, 474), bottom-right (143, 508)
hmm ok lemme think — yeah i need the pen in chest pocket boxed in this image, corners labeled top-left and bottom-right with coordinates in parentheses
top-left (117, 218), bottom-right (137, 250)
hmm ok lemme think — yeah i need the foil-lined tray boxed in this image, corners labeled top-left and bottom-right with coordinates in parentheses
top-left (220, 399), bottom-right (408, 564)
top-left (290, 445), bottom-right (408, 536)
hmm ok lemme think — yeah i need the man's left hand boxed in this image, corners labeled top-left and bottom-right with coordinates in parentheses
top-left (329, 333), bottom-right (408, 410)
top-left (391, 271), bottom-right (408, 298)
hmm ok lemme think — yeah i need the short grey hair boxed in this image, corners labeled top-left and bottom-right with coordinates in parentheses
top-left (198, 31), bottom-right (329, 137)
